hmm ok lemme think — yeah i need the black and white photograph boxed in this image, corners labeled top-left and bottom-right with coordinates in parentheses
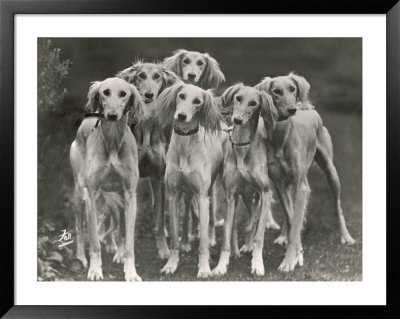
top-left (37, 37), bottom-right (362, 282)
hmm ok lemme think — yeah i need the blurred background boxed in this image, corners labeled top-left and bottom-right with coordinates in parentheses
top-left (38, 38), bottom-right (362, 281)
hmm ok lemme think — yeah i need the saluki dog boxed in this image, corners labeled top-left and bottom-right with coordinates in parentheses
top-left (163, 49), bottom-right (225, 89)
top-left (156, 83), bottom-right (226, 278)
top-left (213, 84), bottom-right (276, 276)
top-left (116, 61), bottom-right (181, 259)
top-left (70, 77), bottom-right (146, 281)
top-left (164, 49), bottom-right (226, 246)
top-left (255, 72), bottom-right (355, 248)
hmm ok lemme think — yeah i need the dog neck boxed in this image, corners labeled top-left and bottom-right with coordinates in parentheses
top-left (173, 119), bottom-right (200, 136)
top-left (231, 111), bottom-right (259, 170)
top-left (100, 116), bottom-right (128, 154)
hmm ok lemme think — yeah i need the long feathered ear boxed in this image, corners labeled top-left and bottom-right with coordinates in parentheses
top-left (127, 83), bottom-right (147, 125)
top-left (115, 63), bottom-right (140, 84)
top-left (162, 49), bottom-right (187, 76)
top-left (288, 72), bottom-right (314, 109)
top-left (199, 53), bottom-right (225, 89)
top-left (259, 91), bottom-right (278, 140)
top-left (221, 83), bottom-right (243, 107)
top-left (85, 81), bottom-right (103, 113)
top-left (160, 68), bottom-right (182, 92)
top-left (156, 83), bottom-right (184, 128)
top-left (254, 77), bottom-right (272, 93)
top-left (199, 90), bottom-right (223, 132)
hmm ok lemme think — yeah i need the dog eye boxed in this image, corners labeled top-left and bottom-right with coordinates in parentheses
top-left (273, 89), bottom-right (283, 95)
top-left (103, 89), bottom-right (110, 96)
top-left (139, 72), bottom-right (147, 79)
top-left (288, 86), bottom-right (296, 92)
top-left (236, 96), bottom-right (242, 102)
top-left (153, 73), bottom-right (160, 80)
top-left (249, 101), bottom-right (257, 107)
top-left (183, 58), bottom-right (190, 64)
top-left (197, 60), bottom-right (204, 66)
top-left (193, 98), bottom-right (201, 105)
top-left (178, 93), bottom-right (186, 100)
top-left (119, 91), bottom-right (127, 97)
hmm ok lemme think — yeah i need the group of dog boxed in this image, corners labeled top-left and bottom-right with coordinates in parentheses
top-left (70, 49), bottom-right (356, 282)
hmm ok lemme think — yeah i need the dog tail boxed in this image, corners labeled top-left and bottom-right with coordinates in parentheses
top-left (98, 190), bottom-right (124, 239)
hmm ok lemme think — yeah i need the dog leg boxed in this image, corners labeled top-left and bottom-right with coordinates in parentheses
top-left (150, 175), bottom-right (170, 259)
top-left (241, 191), bottom-right (257, 253)
top-left (123, 188), bottom-right (141, 282)
top-left (278, 181), bottom-right (309, 272)
top-left (84, 187), bottom-right (103, 281)
top-left (181, 193), bottom-right (192, 252)
top-left (73, 186), bottom-right (87, 268)
top-left (315, 132), bottom-right (355, 245)
top-left (273, 186), bottom-right (293, 246)
top-left (161, 193), bottom-right (180, 274)
top-left (213, 193), bottom-right (237, 276)
top-left (197, 194), bottom-right (212, 278)
top-left (208, 184), bottom-right (217, 247)
top-left (251, 190), bottom-right (272, 276)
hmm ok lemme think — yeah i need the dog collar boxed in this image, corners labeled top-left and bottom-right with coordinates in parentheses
top-left (173, 126), bottom-right (199, 136)
top-left (224, 127), bottom-right (252, 147)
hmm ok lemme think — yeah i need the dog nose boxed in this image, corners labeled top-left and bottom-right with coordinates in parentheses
top-left (288, 107), bottom-right (297, 115)
top-left (144, 92), bottom-right (154, 99)
top-left (188, 73), bottom-right (196, 80)
top-left (233, 118), bottom-right (243, 125)
top-left (107, 113), bottom-right (118, 121)
top-left (177, 113), bottom-right (187, 121)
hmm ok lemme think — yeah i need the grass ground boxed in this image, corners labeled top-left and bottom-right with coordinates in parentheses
top-left (38, 110), bottom-right (362, 282)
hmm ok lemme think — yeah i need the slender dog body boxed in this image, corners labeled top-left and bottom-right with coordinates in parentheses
top-left (70, 77), bottom-right (146, 281)
top-left (156, 83), bottom-right (226, 278)
top-left (256, 72), bottom-right (356, 247)
top-left (213, 84), bottom-right (275, 276)
top-left (116, 62), bottom-right (181, 259)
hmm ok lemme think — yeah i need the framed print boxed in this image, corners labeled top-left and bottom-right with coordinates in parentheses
top-left (1, 0), bottom-right (399, 317)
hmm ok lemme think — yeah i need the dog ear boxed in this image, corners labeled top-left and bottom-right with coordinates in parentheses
top-left (221, 83), bottom-right (243, 108)
top-left (156, 83), bottom-right (184, 128)
top-left (259, 91), bottom-right (278, 140)
top-left (160, 68), bottom-right (182, 92)
top-left (162, 49), bottom-right (187, 77)
top-left (116, 62), bottom-right (141, 84)
top-left (288, 72), bottom-right (314, 109)
top-left (254, 77), bottom-right (272, 93)
top-left (200, 53), bottom-right (225, 89)
top-left (127, 83), bottom-right (147, 125)
top-left (199, 90), bottom-right (223, 132)
top-left (85, 81), bottom-right (103, 113)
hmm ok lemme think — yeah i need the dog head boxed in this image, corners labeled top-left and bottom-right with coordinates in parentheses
top-left (156, 83), bottom-right (222, 132)
top-left (255, 72), bottom-right (313, 120)
top-left (116, 61), bottom-right (181, 104)
top-left (163, 49), bottom-right (225, 89)
top-left (85, 77), bottom-right (146, 124)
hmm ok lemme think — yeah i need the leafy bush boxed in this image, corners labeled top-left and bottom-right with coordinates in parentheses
top-left (38, 38), bottom-right (71, 113)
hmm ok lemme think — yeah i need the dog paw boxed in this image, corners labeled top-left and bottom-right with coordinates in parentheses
top-left (251, 258), bottom-right (265, 276)
top-left (160, 252), bottom-right (179, 275)
top-left (209, 237), bottom-right (217, 248)
top-left (105, 242), bottom-right (118, 255)
top-left (266, 220), bottom-right (280, 230)
top-left (76, 254), bottom-right (88, 268)
top-left (278, 254), bottom-right (300, 272)
top-left (180, 242), bottom-right (191, 252)
top-left (197, 266), bottom-right (212, 279)
top-left (87, 264), bottom-right (103, 281)
top-left (232, 248), bottom-right (241, 259)
top-left (113, 250), bottom-right (124, 264)
top-left (274, 235), bottom-right (288, 246)
top-left (240, 244), bottom-right (253, 254)
top-left (156, 238), bottom-right (170, 259)
top-left (341, 234), bottom-right (356, 245)
top-left (212, 264), bottom-right (227, 276)
top-left (124, 260), bottom-right (141, 282)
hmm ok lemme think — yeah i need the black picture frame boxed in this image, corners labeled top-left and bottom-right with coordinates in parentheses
top-left (1, 0), bottom-right (399, 317)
